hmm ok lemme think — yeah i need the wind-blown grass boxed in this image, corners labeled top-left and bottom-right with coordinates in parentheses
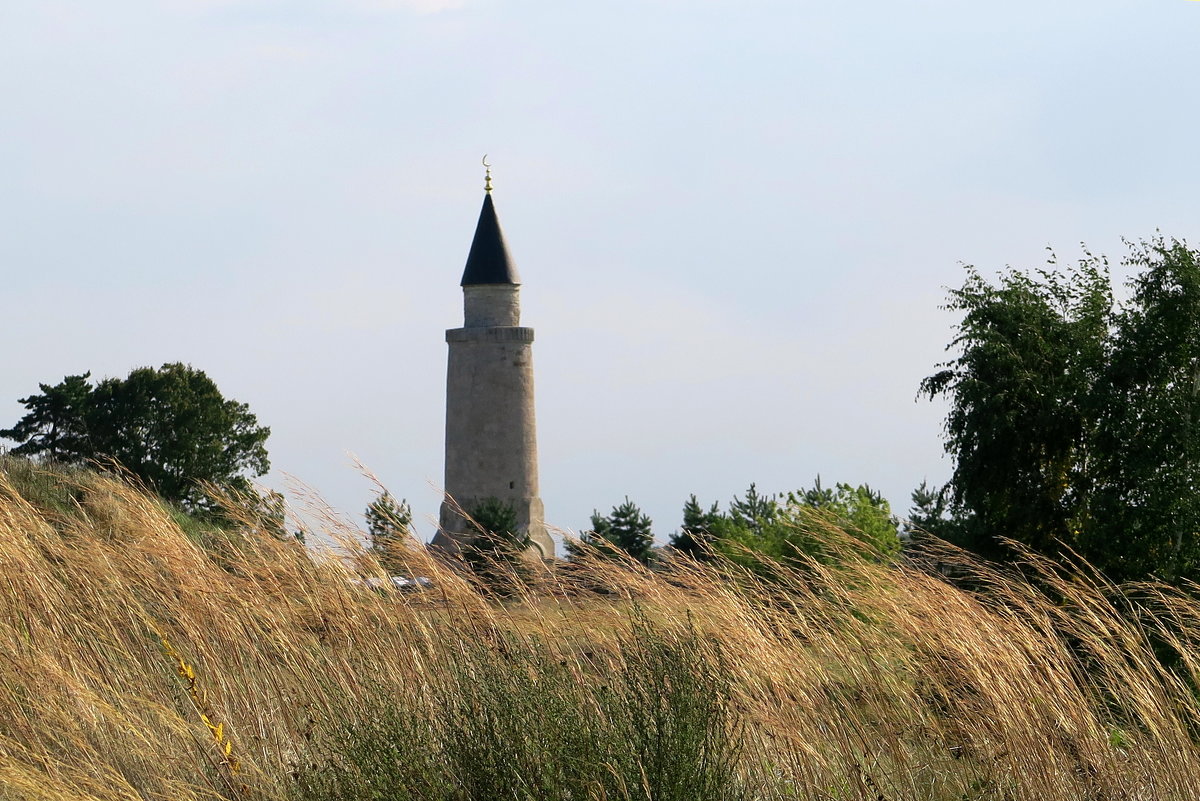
top-left (3, 456), bottom-right (1200, 800)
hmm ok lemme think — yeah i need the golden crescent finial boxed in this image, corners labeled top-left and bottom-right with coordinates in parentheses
top-left (482, 154), bottom-right (493, 193)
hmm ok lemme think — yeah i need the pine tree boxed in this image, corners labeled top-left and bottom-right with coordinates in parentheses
top-left (573, 497), bottom-right (655, 564)
top-left (365, 491), bottom-right (412, 574)
top-left (461, 497), bottom-right (531, 595)
top-left (670, 494), bottom-right (722, 559)
top-left (729, 483), bottom-right (778, 534)
top-left (905, 480), bottom-right (964, 542)
top-left (0, 373), bottom-right (93, 461)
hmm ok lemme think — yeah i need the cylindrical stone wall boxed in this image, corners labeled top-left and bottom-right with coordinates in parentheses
top-left (463, 285), bottom-right (520, 327)
top-left (434, 324), bottom-right (554, 558)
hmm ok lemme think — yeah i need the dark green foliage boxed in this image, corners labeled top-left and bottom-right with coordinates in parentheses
top-left (670, 494), bottom-right (723, 558)
top-left (0, 373), bottom-right (93, 461)
top-left (1085, 239), bottom-right (1200, 582)
top-left (919, 256), bottom-right (1110, 559)
top-left (291, 696), bottom-right (452, 801)
top-left (571, 497), bottom-right (655, 564)
top-left (240, 488), bottom-right (302, 543)
top-left (1, 363), bottom-right (270, 512)
top-left (460, 497), bottom-right (531, 594)
top-left (922, 236), bottom-right (1200, 583)
top-left (905, 480), bottom-right (967, 543)
top-left (290, 616), bottom-right (747, 801)
top-left (364, 491), bottom-right (412, 574)
top-left (468, 496), bottom-right (520, 542)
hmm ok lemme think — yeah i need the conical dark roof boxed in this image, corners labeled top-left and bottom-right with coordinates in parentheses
top-left (460, 193), bottom-right (520, 286)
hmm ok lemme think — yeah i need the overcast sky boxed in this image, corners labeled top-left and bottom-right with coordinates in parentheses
top-left (3, 0), bottom-right (1198, 546)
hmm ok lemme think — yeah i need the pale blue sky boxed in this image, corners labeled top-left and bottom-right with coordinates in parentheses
top-left (2, 0), bottom-right (1198, 543)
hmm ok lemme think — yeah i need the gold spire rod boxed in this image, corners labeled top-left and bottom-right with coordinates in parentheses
top-left (482, 154), bottom-right (493, 193)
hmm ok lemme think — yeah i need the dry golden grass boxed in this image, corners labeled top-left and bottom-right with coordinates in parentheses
top-left (3, 458), bottom-right (1200, 800)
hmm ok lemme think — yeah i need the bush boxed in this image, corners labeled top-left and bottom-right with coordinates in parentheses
top-left (458, 497), bottom-right (533, 596)
top-left (291, 695), bottom-right (451, 801)
top-left (293, 615), bottom-right (747, 801)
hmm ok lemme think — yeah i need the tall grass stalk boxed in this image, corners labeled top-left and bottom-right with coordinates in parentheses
top-left (4, 457), bottom-right (1200, 799)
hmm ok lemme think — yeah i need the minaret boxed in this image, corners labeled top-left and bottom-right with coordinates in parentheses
top-left (433, 162), bottom-right (554, 558)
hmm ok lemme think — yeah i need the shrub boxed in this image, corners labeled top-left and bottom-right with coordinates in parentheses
top-left (295, 615), bottom-right (746, 801)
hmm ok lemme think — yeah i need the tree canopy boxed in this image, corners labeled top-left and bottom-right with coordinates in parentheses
top-left (668, 480), bottom-right (901, 570)
top-left (1, 363), bottom-right (270, 511)
top-left (919, 236), bottom-right (1200, 583)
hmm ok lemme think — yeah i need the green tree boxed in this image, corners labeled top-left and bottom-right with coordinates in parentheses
top-left (1, 363), bottom-right (270, 511)
top-left (919, 255), bottom-right (1111, 559)
top-left (711, 480), bottom-right (900, 569)
top-left (728, 482), bottom-right (778, 534)
top-left (571, 497), bottom-right (655, 564)
top-left (904, 480), bottom-right (966, 543)
top-left (922, 236), bottom-right (1200, 583)
top-left (0, 373), bottom-right (94, 460)
top-left (469, 496), bottom-right (521, 542)
top-left (461, 497), bottom-right (531, 594)
top-left (1085, 238), bottom-right (1200, 582)
top-left (238, 487), bottom-right (304, 543)
top-left (669, 494), bottom-right (723, 559)
top-left (365, 491), bottom-right (413, 574)
top-left (785, 480), bottom-right (901, 560)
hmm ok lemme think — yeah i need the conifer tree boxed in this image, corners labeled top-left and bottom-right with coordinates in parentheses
top-left (728, 482), bottom-right (779, 534)
top-left (461, 497), bottom-right (531, 595)
top-left (572, 497), bottom-right (655, 564)
top-left (670, 494), bottom-right (722, 559)
top-left (365, 491), bottom-right (412, 574)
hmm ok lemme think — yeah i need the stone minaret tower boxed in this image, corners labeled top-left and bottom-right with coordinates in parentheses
top-left (433, 166), bottom-right (554, 558)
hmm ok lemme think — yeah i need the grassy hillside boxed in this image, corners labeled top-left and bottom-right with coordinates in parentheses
top-left (3, 457), bottom-right (1200, 800)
